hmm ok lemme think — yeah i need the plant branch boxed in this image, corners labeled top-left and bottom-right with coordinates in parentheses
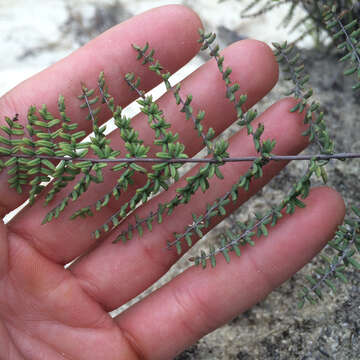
top-left (0, 152), bottom-right (358, 163)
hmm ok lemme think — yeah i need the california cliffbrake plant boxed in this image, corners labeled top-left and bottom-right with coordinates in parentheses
top-left (0, 2), bottom-right (359, 309)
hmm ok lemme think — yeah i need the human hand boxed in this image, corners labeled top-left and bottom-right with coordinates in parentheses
top-left (0, 5), bottom-right (345, 360)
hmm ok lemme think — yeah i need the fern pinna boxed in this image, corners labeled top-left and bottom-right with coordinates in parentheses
top-left (1, 3), bottom-right (360, 308)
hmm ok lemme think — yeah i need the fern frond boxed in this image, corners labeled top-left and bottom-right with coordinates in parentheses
top-left (132, 42), bottom-right (214, 153)
top-left (188, 163), bottom-right (313, 268)
top-left (172, 30), bottom-right (277, 262)
top-left (72, 102), bottom-right (149, 228)
top-left (107, 81), bottom-right (189, 242)
top-left (172, 112), bottom-right (274, 254)
top-left (0, 23), bottom-right (358, 314)
top-left (112, 38), bottom-right (233, 243)
top-left (298, 207), bottom-right (360, 308)
top-left (273, 41), bottom-right (334, 156)
top-left (188, 32), bottom-right (334, 267)
top-left (42, 81), bottom-right (115, 223)
top-left (1, 114), bottom-right (28, 195)
top-left (322, 4), bottom-right (360, 90)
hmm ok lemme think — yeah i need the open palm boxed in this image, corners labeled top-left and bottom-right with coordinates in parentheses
top-left (0, 5), bottom-right (345, 360)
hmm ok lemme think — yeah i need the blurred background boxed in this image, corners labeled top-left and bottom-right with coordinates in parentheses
top-left (0, 0), bottom-right (306, 96)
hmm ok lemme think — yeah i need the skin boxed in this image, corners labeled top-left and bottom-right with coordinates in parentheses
top-left (0, 5), bottom-right (346, 360)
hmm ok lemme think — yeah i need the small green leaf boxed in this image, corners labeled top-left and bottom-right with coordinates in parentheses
top-left (260, 223), bottom-right (268, 236)
top-left (130, 163), bottom-right (147, 173)
top-left (222, 248), bottom-right (230, 263)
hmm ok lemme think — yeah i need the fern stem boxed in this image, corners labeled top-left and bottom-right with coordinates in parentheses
top-left (299, 222), bottom-right (359, 306)
top-left (166, 185), bottom-right (237, 248)
top-left (1, 151), bottom-right (359, 164)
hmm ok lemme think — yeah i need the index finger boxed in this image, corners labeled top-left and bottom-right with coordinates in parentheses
top-left (0, 5), bottom-right (202, 214)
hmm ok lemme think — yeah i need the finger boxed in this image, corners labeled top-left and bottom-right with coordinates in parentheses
top-left (10, 39), bottom-right (279, 264)
top-left (70, 97), bottom-right (310, 311)
top-left (114, 187), bottom-right (345, 360)
top-left (0, 4), bottom-right (202, 215)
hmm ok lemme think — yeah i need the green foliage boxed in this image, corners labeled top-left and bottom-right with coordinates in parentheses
top-left (298, 206), bottom-right (360, 308)
top-left (240, 0), bottom-right (360, 45)
top-left (1, 1), bottom-right (360, 310)
top-left (269, 1), bottom-right (360, 305)
top-left (322, 4), bottom-right (360, 90)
